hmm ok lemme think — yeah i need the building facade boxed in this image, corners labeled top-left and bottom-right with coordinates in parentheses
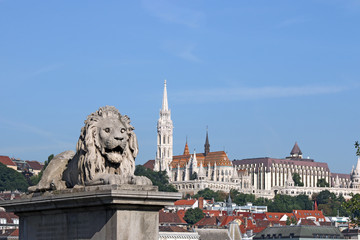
top-left (149, 81), bottom-right (360, 199)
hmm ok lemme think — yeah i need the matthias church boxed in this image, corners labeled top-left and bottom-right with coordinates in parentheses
top-left (145, 81), bottom-right (360, 199)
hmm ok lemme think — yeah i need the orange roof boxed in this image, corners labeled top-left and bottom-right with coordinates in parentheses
top-left (174, 199), bottom-right (196, 206)
top-left (183, 142), bottom-right (190, 155)
top-left (265, 212), bottom-right (287, 221)
top-left (293, 210), bottom-right (325, 221)
top-left (171, 151), bottom-right (232, 168)
top-left (0, 156), bottom-right (16, 166)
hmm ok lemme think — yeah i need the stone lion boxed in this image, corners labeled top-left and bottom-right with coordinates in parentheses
top-left (29, 106), bottom-right (152, 193)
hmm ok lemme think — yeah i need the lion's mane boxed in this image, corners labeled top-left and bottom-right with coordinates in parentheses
top-left (64, 106), bottom-right (139, 187)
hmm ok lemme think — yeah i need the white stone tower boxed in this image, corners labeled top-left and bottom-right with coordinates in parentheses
top-left (154, 80), bottom-right (173, 177)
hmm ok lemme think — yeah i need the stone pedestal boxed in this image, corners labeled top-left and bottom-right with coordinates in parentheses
top-left (1, 185), bottom-right (181, 240)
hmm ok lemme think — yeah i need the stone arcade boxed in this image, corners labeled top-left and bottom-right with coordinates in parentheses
top-left (2, 106), bottom-right (181, 240)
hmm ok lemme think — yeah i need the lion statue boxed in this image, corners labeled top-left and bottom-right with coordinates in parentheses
top-left (28, 106), bottom-right (152, 193)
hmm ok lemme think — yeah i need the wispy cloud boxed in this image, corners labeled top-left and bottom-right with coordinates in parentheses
top-left (142, 0), bottom-right (205, 28)
top-left (172, 85), bottom-right (350, 103)
top-left (162, 41), bottom-right (201, 62)
top-left (0, 117), bottom-right (72, 146)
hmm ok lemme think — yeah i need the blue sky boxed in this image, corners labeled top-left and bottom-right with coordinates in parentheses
top-left (0, 1), bottom-right (359, 174)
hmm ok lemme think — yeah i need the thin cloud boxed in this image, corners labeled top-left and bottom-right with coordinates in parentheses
top-left (142, 0), bottom-right (205, 28)
top-left (172, 85), bottom-right (350, 103)
top-left (0, 117), bottom-right (71, 146)
top-left (162, 41), bottom-right (201, 62)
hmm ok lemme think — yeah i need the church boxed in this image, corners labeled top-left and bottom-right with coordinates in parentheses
top-left (145, 81), bottom-right (360, 199)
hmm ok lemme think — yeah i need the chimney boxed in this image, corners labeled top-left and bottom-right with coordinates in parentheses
top-left (199, 197), bottom-right (204, 210)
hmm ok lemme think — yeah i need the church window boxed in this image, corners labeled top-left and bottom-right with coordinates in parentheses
top-left (163, 136), bottom-right (166, 144)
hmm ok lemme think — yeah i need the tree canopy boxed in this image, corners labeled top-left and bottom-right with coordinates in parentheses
top-left (134, 165), bottom-right (177, 192)
top-left (317, 178), bottom-right (329, 187)
top-left (183, 208), bottom-right (205, 225)
top-left (0, 163), bottom-right (29, 192)
top-left (292, 173), bottom-right (304, 187)
top-left (313, 190), bottom-right (347, 216)
top-left (343, 193), bottom-right (360, 225)
top-left (30, 154), bottom-right (54, 186)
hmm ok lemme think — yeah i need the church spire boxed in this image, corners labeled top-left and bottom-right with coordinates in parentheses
top-left (162, 80), bottom-right (168, 111)
top-left (204, 126), bottom-right (210, 156)
top-left (183, 139), bottom-right (190, 155)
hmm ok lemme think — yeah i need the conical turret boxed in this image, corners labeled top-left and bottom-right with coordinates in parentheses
top-left (288, 142), bottom-right (303, 159)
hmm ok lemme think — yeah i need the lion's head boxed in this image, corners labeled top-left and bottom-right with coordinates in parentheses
top-left (76, 106), bottom-right (138, 184)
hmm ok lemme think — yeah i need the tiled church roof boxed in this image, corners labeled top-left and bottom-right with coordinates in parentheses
top-left (171, 151), bottom-right (232, 169)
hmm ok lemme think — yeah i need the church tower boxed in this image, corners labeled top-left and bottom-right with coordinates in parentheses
top-left (154, 80), bottom-right (173, 177)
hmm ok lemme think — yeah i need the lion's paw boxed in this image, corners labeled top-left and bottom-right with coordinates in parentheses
top-left (131, 176), bottom-right (153, 186)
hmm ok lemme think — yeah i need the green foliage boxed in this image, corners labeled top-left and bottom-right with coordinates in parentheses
top-left (0, 163), bottom-right (29, 192)
top-left (134, 165), bottom-right (177, 192)
top-left (317, 178), bottom-right (329, 187)
top-left (183, 208), bottom-right (205, 225)
top-left (190, 172), bottom-right (197, 180)
top-left (292, 173), bottom-right (304, 187)
top-left (29, 154), bottom-right (54, 186)
top-left (355, 141), bottom-right (360, 157)
top-left (313, 190), bottom-right (347, 216)
top-left (286, 216), bottom-right (297, 225)
top-left (343, 193), bottom-right (360, 225)
top-left (193, 188), bottom-right (227, 202)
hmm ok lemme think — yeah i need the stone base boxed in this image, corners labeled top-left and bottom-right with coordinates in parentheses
top-left (2, 185), bottom-right (181, 240)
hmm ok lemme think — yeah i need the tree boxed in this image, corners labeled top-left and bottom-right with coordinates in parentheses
top-left (343, 194), bottom-right (360, 225)
top-left (183, 208), bottom-right (205, 225)
top-left (194, 188), bottom-right (220, 201)
top-left (317, 178), bottom-right (329, 187)
top-left (0, 163), bottom-right (29, 192)
top-left (292, 173), bottom-right (304, 187)
top-left (190, 172), bottom-right (197, 180)
top-left (30, 154), bottom-right (54, 186)
top-left (314, 190), bottom-right (347, 216)
top-left (134, 165), bottom-right (177, 192)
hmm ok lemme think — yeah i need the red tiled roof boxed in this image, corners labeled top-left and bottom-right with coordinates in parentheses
top-left (298, 219), bottom-right (317, 226)
top-left (265, 212), bottom-right (287, 221)
top-left (0, 156), bottom-right (16, 166)
top-left (159, 210), bottom-right (187, 225)
top-left (26, 160), bottom-right (43, 171)
top-left (159, 226), bottom-right (188, 232)
top-left (194, 215), bottom-right (226, 227)
top-left (0, 228), bottom-right (19, 237)
top-left (203, 210), bottom-right (227, 217)
top-left (171, 151), bottom-right (232, 168)
top-left (174, 199), bottom-right (196, 206)
top-left (293, 210), bottom-right (325, 221)
top-left (143, 160), bottom-right (155, 170)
